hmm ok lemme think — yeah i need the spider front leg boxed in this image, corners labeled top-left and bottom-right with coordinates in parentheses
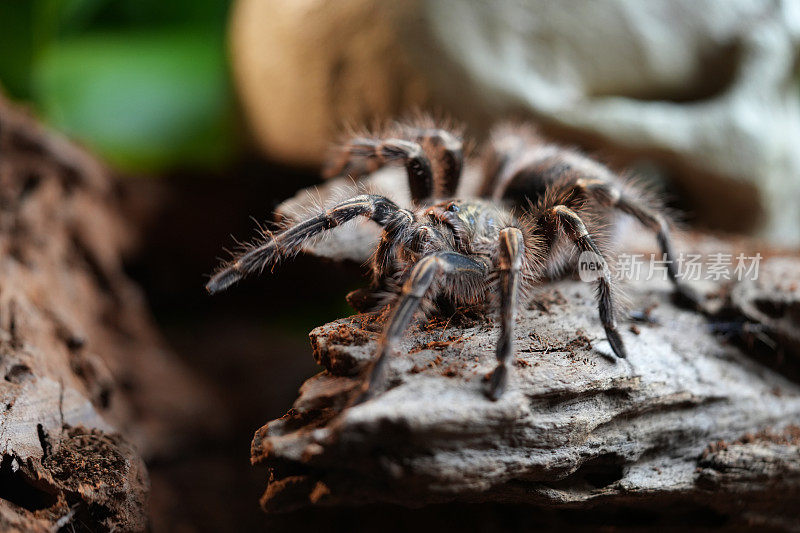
top-left (404, 127), bottom-right (463, 197)
top-left (206, 194), bottom-right (413, 294)
top-left (355, 252), bottom-right (488, 404)
top-left (486, 227), bottom-right (526, 401)
top-left (544, 205), bottom-right (627, 359)
top-left (324, 137), bottom-right (434, 203)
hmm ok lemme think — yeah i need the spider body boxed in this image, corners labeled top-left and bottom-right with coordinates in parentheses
top-left (207, 121), bottom-right (699, 402)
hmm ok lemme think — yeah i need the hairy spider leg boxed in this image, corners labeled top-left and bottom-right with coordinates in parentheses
top-left (324, 138), bottom-right (434, 204)
top-left (347, 209), bottom-right (421, 312)
top-left (406, 127), bottom-right (464, 198)
top-left (575, 179), bottom-right (703, 309)
top-left (371, 208), bottom-right (418, 283)
top-left (205, 194), bottom-right (413, 294)
top-left (354, 251), bottom-right (488, 404)
top-left (486, 227), bottom-right (526, 401)
top-left (541, 205), bottom-right (627, 359)
top-left (476, 125), bottom-right (537, 198)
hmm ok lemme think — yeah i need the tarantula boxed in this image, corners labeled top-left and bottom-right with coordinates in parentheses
top-left (206, 121), bottom-right (700, 402)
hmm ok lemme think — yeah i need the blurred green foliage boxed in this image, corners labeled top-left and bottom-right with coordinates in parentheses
top-left (0, 0), bottom-right (237, 173)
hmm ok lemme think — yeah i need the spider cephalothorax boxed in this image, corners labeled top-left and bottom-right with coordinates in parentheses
top-left (206, 121), bottom-right (700, 402)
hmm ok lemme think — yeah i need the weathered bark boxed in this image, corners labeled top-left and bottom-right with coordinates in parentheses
top-left (0, 94), bottom-right (219, 531)
top-left (251, 250), bottom-right (800, 529)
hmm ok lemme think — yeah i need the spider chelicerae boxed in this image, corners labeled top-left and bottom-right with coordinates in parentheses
top-left (206, 120), bottom-right (700, 402)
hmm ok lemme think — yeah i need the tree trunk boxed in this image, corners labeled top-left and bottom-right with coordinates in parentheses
top-left (0, 94), bottom-right (219, 531)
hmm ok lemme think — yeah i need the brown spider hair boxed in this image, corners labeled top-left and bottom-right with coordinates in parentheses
top-left (207, 119), bottom-right (700, 402)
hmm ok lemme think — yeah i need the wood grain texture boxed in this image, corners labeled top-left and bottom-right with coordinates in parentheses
top-left (0, 94), bottom-right (218, 531)
top-left (251, 255), bottom-right (800, 529)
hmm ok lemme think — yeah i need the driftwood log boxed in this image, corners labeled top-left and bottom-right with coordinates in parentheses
top-left (252, 176), bottom-right (800, 529)
top-left (0, 94), bottom-right (218, 531)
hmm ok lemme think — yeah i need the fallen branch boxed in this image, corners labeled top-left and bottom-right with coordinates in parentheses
top-left (252, 255), bottom-right (800, 529)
